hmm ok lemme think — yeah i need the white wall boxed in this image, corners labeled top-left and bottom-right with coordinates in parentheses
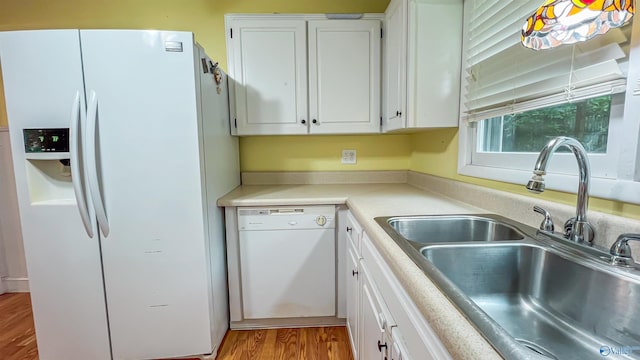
top-left (0, 128), bottom-right (29, 292)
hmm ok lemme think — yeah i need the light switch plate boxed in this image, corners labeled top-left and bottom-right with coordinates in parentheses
top-left (342, 149), bottom-right (357, 164)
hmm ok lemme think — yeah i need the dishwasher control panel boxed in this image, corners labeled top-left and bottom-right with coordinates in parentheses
top-left (237, 205), bottom-right (336, 231)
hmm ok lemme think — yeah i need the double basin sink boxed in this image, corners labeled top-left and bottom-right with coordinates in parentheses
top-left (375, 215), bottom-right (640, 360)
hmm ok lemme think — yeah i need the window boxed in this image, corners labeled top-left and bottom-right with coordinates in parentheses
top-left (458, 0), bottom-right (640, 204)
top-left (471, 93), bottom-right (625, 179)
top-left (478, 95), bottom-right (612, 154)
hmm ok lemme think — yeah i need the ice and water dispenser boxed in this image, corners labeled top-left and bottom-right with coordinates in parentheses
top-left (22, 128), bottom-right (74, 204)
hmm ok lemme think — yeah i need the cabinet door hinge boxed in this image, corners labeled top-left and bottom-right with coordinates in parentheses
top-left (201, 58), bottom-right (208, 73)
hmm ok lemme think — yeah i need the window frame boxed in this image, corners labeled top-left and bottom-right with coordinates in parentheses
top-left (457, 12), bottom-right (640, 204)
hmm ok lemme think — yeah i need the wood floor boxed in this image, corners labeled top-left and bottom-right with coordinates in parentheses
top-left (0, 293), bottom-right (352, 360)
top-left (0, 292), bottom-right (38, 360)
top-left (216, 327), bottom-right (353, 360)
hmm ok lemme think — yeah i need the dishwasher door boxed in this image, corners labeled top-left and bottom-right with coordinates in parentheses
top-left (238, 207), bottom-right (336, 319)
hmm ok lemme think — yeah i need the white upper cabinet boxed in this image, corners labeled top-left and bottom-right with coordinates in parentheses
top-left (383, 0), bottom-right (407, 132)
top-left (226, 15), bottom-right (382, 136)
top-left (308, 20), bottom-right (381, 134)
top-left (382, 0), bottom-right (463, 132)
top-left (227, 19), bottom-right (308, 135)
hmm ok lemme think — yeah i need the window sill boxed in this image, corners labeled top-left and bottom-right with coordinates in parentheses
top-left (458, 163), bottom-right (640, 205)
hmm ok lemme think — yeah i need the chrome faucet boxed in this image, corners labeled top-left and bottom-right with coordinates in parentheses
top-left (610, 234), bottom-right (640, 267)
top-left (526, 136), bottom-right (595, 244)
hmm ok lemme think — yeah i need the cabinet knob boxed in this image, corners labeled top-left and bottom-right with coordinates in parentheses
top-left (396, 111), bottom-right (399, 116)
top-left (312, 119), bottom-right (318, 124)
top-left (346, 226), bottom-right (353, 233)
top-left (352, 269), bottom-right (359, 277)
top-left (378, 340), bottom-right (388, 352)
top-left (301, 119), bottom-right (306, 124)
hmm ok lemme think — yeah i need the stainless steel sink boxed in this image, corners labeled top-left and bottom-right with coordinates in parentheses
top-left (375, 214), bottom-right (640, 359)
top-left (423, 243), bottom-right (640, 360)
top-left (376, 214), bottom-right (526, 247)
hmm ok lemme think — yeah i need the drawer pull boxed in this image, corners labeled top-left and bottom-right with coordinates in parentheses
top-left (378, 340), bottom-right (388, 352)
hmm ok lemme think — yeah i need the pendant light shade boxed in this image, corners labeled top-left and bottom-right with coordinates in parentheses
top-left (521, 0), bottom-right (635, 50)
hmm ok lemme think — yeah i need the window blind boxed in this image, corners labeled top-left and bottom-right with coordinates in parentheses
top-left (463, 0), bottom-right (630, 123)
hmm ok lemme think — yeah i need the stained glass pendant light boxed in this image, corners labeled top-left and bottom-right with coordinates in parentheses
top-left (522, 0), bottom-right (635, 50)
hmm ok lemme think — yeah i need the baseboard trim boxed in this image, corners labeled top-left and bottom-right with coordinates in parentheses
top-left (3, 277), bottom-right (29, 292)
top-left (231, 317), bottom-right (346, 330)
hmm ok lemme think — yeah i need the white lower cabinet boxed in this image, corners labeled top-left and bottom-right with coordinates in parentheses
top-left (347, 246), bottom-right (361, 358)
top-left (390, 327), bottom-right (411, 360)
top-left (345, 210), bottom-right (452, 360)
top-left (346, 211), bottom-right (363, 359)
top-left (360, 261), bottom-right (394, 360)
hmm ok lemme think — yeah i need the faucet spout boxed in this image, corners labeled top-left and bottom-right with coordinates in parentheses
top-left (526, 136), bottom-right (595, 244)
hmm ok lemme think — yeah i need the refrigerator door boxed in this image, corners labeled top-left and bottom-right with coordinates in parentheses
top-left (0, 30), bottom-right (110, 360)
top-left (197, 48), bottom-right (239, 350)
top-left (79, 30), bottom-right (213, 359)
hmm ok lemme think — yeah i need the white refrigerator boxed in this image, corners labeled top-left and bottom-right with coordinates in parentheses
top-left (0, 30), bottom-right (239, 360)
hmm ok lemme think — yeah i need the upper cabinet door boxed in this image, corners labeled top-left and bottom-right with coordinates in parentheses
top-left (382, 0), bottom-right (463, 132)
top-left (228, 20), bottom-right (308, 135)
top-left (407, 0), bottom-right (462, 129)
top-left (308, 20), bottom-right (381, 134)
top-left (383, 0), bottom-right (408, 132)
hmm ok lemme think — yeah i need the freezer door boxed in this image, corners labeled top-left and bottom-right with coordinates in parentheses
top-left (79, 30), bottom-right (213, 359)
top-left (0, 30), bottom-right (110, 360)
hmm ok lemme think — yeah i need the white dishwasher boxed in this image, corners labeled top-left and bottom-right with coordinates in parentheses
top-left (238, 205), bottom-right (336, 319)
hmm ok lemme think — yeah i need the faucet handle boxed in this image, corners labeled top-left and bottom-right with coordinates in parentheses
top-left (610, 234), bottom-right (640, 265)
top-left (563, 217), bottom-right (596, 244)
top-left (533, 206), bottom-right (555, 232)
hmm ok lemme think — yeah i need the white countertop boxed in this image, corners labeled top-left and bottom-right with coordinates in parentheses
top-left (218, 183), bottom-right (503, 360)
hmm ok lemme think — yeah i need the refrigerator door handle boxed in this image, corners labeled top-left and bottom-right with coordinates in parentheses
top-left (70, 91), bottom-right (94, 238)
top-left (86, 91), bottom-right (110, 237)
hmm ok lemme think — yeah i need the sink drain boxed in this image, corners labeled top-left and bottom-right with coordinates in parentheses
top-left (516, 339), bottom-right (558, 359)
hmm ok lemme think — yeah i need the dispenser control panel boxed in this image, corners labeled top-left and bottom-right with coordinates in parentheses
top-left (23, 128), bottom-right (69, 153)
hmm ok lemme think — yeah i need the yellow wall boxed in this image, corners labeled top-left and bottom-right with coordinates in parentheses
top-left (410, 130), bottom-right (640, 220)
top-left (240, 135), bottom-right (410, 171)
